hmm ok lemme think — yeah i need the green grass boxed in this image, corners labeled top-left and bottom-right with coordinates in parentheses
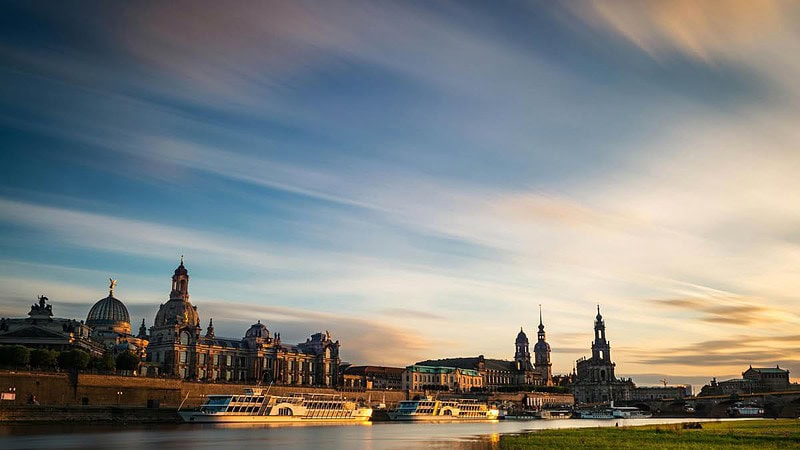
top-left (500, 419), bottom-right (800, 449)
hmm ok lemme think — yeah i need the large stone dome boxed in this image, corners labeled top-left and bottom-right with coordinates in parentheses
top-left (154, 299), bottom-right (199, 327)
top-left (87, 294), bottom-right (131, 334)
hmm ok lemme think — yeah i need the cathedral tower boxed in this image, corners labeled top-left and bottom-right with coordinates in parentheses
top-left (533, 305), bottom-right (553, 385)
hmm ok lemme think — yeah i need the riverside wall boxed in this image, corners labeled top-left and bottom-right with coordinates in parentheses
top-left (0, 371), bottom-right (410, 409)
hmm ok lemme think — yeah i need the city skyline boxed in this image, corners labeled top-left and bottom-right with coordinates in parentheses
top-left (2, 1), bottom-right (800, 389)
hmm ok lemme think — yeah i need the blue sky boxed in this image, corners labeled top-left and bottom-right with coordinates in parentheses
top-left (2, 1), bottom-right (800, 388)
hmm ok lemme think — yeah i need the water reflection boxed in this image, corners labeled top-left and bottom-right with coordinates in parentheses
top-left (0, 418), bottom-right (723, 450)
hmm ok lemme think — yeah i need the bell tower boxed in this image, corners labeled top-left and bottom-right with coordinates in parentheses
top-left (534, 305), bottom-right (552, 384)
top-left (591, 305), bottom-right (611, 362)
top-left (170, 255), bottom-right (190, 301)
top-left (514, 327), bottom-right (532, 370)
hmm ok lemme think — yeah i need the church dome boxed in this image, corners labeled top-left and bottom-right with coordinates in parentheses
top-left (87, 293), bottom-right (131, 334)
top-left (154, 299), bottom-right (199, 327)
top-left (515, 327), bottom-right (529, 344)
top-left (245, 320), bottom-right (269, 339)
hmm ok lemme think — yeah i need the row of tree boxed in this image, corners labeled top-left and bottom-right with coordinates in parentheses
top-left (0, 345), bottom-right (140, 372)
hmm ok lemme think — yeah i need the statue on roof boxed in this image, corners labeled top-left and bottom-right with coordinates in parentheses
top-left (109, 278), bottom-right (117, 293)
top-left (29, 295), bottom-right (53, 317)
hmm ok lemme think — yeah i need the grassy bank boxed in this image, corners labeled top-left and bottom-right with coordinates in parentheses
top-left (500, 419), bottom-right (800, 449)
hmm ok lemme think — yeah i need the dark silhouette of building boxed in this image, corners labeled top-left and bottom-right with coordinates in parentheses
top-left (571, 306), bottom-right (634, 403)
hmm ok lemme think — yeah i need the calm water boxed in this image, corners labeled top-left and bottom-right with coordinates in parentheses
top-left (0, 418), bottom-right (723, 450)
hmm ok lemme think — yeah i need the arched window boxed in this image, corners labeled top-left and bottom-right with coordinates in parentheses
top-left (180, 331), bottom-right (190, 345)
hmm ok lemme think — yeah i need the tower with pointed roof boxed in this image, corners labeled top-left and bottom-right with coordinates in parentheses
top-left (571, 305), bottom-right (633, 403)
top-left (534, 305), bottom-right (553, 385)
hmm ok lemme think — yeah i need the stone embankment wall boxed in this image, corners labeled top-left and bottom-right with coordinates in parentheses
top-left (0, 371), bottom-right (410, 408)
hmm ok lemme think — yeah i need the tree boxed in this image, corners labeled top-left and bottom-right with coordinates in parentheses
top-left (115, 351), bottom-right (140, 372)
top-left (97, 352), bottom-right (116, 372)
top-left (58, 349), bottom-right (90, 371)
top-left (1, 345), bottom-right (31, 367)
top-left (30, 349), bottom-right (58, 369)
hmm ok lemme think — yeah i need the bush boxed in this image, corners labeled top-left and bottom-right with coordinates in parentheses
top-left (115, 352), bottom-right (140, 371)
top-left (58, 349), bottom-right (90, 370)
top-left (30, 349), bottom-right (58, 369)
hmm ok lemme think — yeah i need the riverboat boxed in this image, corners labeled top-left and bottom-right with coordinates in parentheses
top-left (611, 406), bottom-right (652, 419)
top-left (726, 402), bottom-right (764, 417)
top-left (538, 409), bottom-right (573, 420)
top-left (387, 397), bottom-right (499, 421)
top-left (179, 388), bottom-right (373, 423)
top-left (574, 409), bottom-right (614, 419)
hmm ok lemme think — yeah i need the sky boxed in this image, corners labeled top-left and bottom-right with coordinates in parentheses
top-left (1, 0), bottom-right (800, 389)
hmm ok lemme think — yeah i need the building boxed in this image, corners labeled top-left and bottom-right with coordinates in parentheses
top-left (144, 259), bottom-right (341, 386)
top-left (632, 385), bottom-right (692, 401)
top-left (743, 366), bottom-right (791, 391)
top-left (416, 310), bottom-right (553, 390)
top-left (85, 279), bottom-right (148, 359)
top-left (402, 365), bottom-right (483, 392)
top-left (571, 306), bottom-right (634, 403)
top-left (533, 306), bottom-right (553, 385)
top-left (0, 296), bottom-right (105, 357)
top-left (341, 365), bottom-right (404, 390)
top-left (699, 365), bottom-right (794, 396)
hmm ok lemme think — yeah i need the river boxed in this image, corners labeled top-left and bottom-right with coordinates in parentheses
top-left (0, 418), bottom-right (720, 450)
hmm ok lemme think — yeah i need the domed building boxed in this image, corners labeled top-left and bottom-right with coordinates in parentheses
top-left (145, 259), bottom-right (341, 386)
top-left (87, 280), bottom-right (131, 335)
top-left (86, 279), bottom-right (148, 358)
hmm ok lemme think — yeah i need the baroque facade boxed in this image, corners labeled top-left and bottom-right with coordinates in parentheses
top-left (571, 306), bottom-right (634, 403)
top-left (144, 259), bottom-right (341, 386)
top-left (402, 365), bottom-right (483, 392)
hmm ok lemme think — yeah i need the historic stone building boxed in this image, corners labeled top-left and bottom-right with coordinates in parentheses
top-left (699, 365), bottom-right (794, 396)
top-left (571, 306), bottom-right (634, 403)
top-left (86, 279), bottom-right (148, 358)
top-left (342, 365), bottom-right (404, 390)
top-left (0, 296), bottom-right (105, 357)
top-left (402, 365), bottom-right (483, 392)
top-left (144, 259), bottom-right (341, 386)
top-left (416, 310), bottom-right (552, 390)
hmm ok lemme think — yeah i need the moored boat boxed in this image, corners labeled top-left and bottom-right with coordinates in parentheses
top-left (726, 402), bottom-right (764, 417)
top-left (179, 388), bottom-right (372, 423)
top-left (538, 409), bottom-right (573, 420)
top-left (611, 406), bottom-right (652, 419)
top-left (387, 396), bottom-right (499, 421)
top-left (574, 408), bottom-right (614, 419)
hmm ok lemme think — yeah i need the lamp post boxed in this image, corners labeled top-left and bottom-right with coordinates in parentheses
top-left (116, 391), bottom-right (123, 406)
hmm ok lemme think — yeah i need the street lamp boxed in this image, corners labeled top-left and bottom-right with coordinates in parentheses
top-left (116, 391), bottom-right (123, 406)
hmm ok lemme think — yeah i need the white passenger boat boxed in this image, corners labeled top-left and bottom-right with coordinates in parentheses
top-left (387, 396), bottom-right (499, 421)
top-left (611, 406), bottom-right (652, 419)
top-left (726, 402), bottom-right (764, 417)
top-left (575, 409), bottom-right (614, 419)
top-left (179, 388), bottom-right (373, 423)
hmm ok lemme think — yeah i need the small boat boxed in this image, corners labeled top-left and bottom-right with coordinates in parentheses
top-left (727, 402), bottom-right (764, 417)
top-left (611, 406), bottom-right (652, 419)
top-left (388, 396), bottom-right (499, 421)
top-left (179, 388), bottom-right (372, 423)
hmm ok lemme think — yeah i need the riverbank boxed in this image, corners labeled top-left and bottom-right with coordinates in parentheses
top-left (500, 419), bottom-right (800, 449)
